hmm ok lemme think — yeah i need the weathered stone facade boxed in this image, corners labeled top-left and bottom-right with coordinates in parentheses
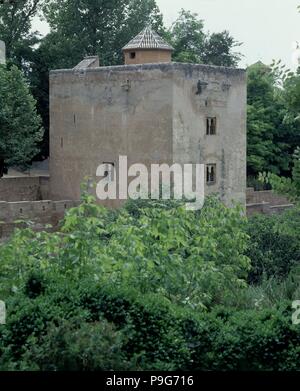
top-left (246, 187), bottom-right (294, 215)
top-left (49, 61), bottom-right (247, 207)
top-left (0, 176), bottom-right (49, 202)
top-left (0, 199), bottom-right (80, 240)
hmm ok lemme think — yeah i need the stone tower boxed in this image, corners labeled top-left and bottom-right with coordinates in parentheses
top-left (49, 29), bottom-right (246, 208)
top-left (122, 26), bottom-right (173, 65)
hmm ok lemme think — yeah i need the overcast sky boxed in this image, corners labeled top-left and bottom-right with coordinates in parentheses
top-left (32, 0), bottom-right (300, 68)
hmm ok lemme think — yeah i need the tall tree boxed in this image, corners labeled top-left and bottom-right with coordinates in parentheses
top-left (247, 62), bottom-right (293, 178)
top-left (202, 31), bottom-right (242, 67)
top-left (27, 0), bottom-right (163, 157)
top-left (42, 0), bottom-right (163, 67)
top-left (261, 147), bottom-right (300, 202)
top-left (168, 9), bottom-right (205, 63)
top-left (0, 0), bottom-right (43, 64)
top-left (168, 9), bottom-right (242, 67)
top-left (0, 65), bottom-right (44, 176)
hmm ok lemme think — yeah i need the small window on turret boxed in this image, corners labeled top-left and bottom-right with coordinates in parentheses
top-left (206, 117), bottom-right (217, 135)
top-left (130, 52), bottom-right (136, 59)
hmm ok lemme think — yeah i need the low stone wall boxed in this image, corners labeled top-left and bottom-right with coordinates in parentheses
top-left (246, 188), bottom-right (294, 216)
top-left (246, 202), bottom-right (294, 216)
top-left (0, 200), bottom-right (80, 239)
top-left (0, 176), bottom-right (50, 202)
top-left (246, 187), bottom-right (290, 206)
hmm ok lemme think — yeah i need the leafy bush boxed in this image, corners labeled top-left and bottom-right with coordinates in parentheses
top-left (0, 280), bottom-right (299, 371)
top-left (0, 65), bottom-right (44, 169)
top-left (246, 208), bottom-right (300, 283)
top-left (0, 195), bottom-right (250, 310)
top-left (21, 318), bottom-right (131, 371)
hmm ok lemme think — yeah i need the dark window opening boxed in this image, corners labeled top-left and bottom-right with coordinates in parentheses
top-left (130, 52), bottom-right (136, 59)
top-left (206, 164), bottom-right (216, 185)
top-left (103, 162), bottom-right (115, 181)
top-left (206, 117), bottom-right (217, 135)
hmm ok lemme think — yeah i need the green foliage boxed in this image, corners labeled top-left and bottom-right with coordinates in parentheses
top-left (0, 195), bottom-right (250, 310)
top-left (21, 318), bottom-right (131, 371)
top-left (201, 31), bottom-right (242, 67)
top-left (246, 207), bottom-right (300, 283)
top-left (0, 280), bottom-right (299, 371)
top-left (260, 147), bottom-right (300, 202)
top-left (0, 65), bottom-right (44, 168)
top-left (229, 273), bottom-right (300, 311)
top-left (247, 62), bottom-right (295, 177)
top-left (42, 0), bottom-right (163, 67)
top-left (0, 0), bottom-right (43, 62)
top-left (0, 195), bottom-right (300, 370)
top-left (168, 9), bottom-right (242, 67)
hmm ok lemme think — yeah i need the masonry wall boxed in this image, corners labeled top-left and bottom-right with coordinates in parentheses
top-left (50, 63), bottom-right (174, 207)
top-left (50, 62), bottom-right (246, 207)
top-left (172, 64), bottom-right (247, 206)
top-left (246, 188), bottom-right (291, 205)
top-left (246, 187), bottom-right (294, 216)
top-left (0, 176), bottom-right (50, 202)
top-left (0, 200), bottom-right (80, 240)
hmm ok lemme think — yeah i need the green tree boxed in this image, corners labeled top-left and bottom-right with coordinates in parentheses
top-left (0, 65), bottom-right (44, 176)
top-left (260, 147), bottom-right (300, 202)
top-left (202, 31), bottom-right (242, 67)
top-left (168, 9), bottom-right (205, 63)
top-left (42, 0), bottom-right (163, 67)
top-left (0, 0), bottom-right (43, 64)
top-left (283, 70), bottom-right (300, 124)
top-left (27, 0), bottom-right (163, 157)
top-left (247, 62), bottom-right (293, 178)
top-left (168, 9), bottom-right (242, 67)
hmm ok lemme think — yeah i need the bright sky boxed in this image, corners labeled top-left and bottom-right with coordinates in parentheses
top-left (32, 0), bottom-right (300, 69)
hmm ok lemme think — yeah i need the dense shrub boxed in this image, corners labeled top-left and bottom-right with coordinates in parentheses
top-left (0, 195), bottom-right (250, 310)
top-left (0, 195), bottom-right (299, 370)
top-left (21, 319), bottom-right (131, 371)
top-left (246, 207), bottom-right (300, 283)
top-left (0, 280), bottom-right (299, 371)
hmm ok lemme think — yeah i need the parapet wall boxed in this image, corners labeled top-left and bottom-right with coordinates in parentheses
top-left (246, 188), bottom-right (294, 216)
top-left (246, 188), bottom-right (290, 205)
top-left (0, 200), bottom-right (80, 240)
top-left (0, 176), bottom-right (50, 202)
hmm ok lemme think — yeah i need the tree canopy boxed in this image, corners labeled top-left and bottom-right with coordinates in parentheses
top-left (168, 9), bottom-right (242, 67)
top-left (247, 62), bottom-right (300, 179)
top-left (0, 65), bottom-right (44, 174)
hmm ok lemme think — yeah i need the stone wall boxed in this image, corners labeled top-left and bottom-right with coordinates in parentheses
top-left (246, 187), bottom-right (290, 205)
top-left (246, 188), bottom-right (294, 216)
top-left (0, 176), bottom-right (50, 202)
top-left (50, 62), bottom-right (246, 207)
top-left (172, 64), bottom-right (247, 206)
top-left (0, 200), bottom-right (80, 240)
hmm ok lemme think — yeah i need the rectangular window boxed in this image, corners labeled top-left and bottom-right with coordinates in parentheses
top-left (103, 162), bottom-right (115, 182)
top-left (206, 164), bottom-right (216, 185)
top-left (206, 117), bottom-right (217, 135)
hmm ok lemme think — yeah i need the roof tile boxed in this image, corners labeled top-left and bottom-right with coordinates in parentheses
top-left (122, 26), bottom-right (173, 51)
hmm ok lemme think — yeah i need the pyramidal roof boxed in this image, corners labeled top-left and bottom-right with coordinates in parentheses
top-left (122, 26), bottom-right (174, 52)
